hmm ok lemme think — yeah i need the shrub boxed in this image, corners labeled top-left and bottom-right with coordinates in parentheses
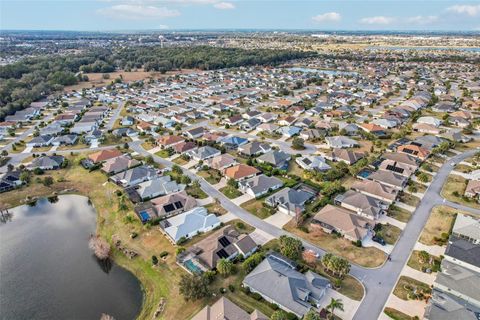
top-left (159, 251), bottom-right (169, 258)
top-left (228, 284), bottom-right (235, 292)
top-left (251, 292), bottom-right (263, 301)
top-left (152, 255), bottom-right (158, 265)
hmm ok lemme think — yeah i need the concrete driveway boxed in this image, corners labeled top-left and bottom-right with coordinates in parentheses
top-left (249, 229), bottom-right (274, 246)
top-left (319, 289), bottom-right (361, 320)
top-left (231, 193), bottom-right (254, 205)
top-left (263, 211), bottom-right (293, 228)
top-left (22, 146), bottom-right (33, 153)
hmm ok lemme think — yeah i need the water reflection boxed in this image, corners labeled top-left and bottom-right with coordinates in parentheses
top-left (0, 195), bottom-right (143, 320)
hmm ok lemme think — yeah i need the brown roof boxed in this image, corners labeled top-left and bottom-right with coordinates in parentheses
top-left (397, 144), bottom-right (430, 159)
top-left (88, 149), bottom-right (122, 163)
top-left (157, 135), bottom-right (185, 146)
top-left (151, 191), bottom-right (196, 217)
top-left (224, 164), bottom-right (260, 180)
top-left (351, 180), bottom-right (398, 202)
top-left (192, 297), bottom-right (268, 320)
top-left (312, 204), bottom-right (371, 241)
top-left (173, 141), bottom-right (197, 153)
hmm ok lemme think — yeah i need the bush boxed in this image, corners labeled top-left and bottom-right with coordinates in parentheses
top-left (203, 270), bottom-right (216, 284)
top-left (159, 251), bottom-right (169, 258)
top-left (228, 284), bottom-right (235, 292)
top-left (152, 255), bottom-right (158, 265)
top-left (235, 221), bottom-right (245, 230)
top-left (251, 292), bottom-right (263, 301)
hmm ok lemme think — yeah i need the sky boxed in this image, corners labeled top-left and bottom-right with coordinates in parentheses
top-left (1, 1), bottom-right (480, 31)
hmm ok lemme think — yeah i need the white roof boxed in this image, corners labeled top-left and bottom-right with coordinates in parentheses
top-left (164, 207), bottom-right (220, 242)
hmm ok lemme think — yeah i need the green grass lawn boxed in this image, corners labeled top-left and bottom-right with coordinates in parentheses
top-left (155, 149), bottom-right (171, 158)
top-left (384, 307), bottom-right (416, 320)
top-left (442, 174), bottom-right (480, 210)
top-left (220, 185), bottom-right (243, 199)
top-left (241, 199), bottom-right (276, 219)
top-left (387, 205), bottom-right (412, 223)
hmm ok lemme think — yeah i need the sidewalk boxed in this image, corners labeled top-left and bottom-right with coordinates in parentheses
top-left (394, 201), bottom-right (416, 213)
top-left (401, 265), bottom-right (437, 286)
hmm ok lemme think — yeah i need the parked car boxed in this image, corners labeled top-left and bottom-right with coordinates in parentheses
top-left (372, 236), bottom-right (386, 246)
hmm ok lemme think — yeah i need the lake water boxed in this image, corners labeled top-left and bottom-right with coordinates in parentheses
top-left (0, 195), bottom-right (143, 320)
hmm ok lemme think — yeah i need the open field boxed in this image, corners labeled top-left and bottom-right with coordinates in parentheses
top-left (284, 219), bottom-right (386, 268)
top-left (64, 69), bottom-right (196, 92)
top-left (419, 206), bottom-right (457, 246)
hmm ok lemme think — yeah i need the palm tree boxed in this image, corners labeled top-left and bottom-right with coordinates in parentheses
top-left (327, 298), bottom-right (344, 319)
top-left (216, 258), bottom-right (233, 277)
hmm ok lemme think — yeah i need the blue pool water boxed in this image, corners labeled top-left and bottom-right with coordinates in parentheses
top-left (184, 259), bottom-right (203, 274)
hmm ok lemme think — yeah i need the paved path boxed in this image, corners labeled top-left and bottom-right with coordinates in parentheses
top-left (401, 265), bottom-right (437, 286)
top-left (105, 101), bottom-right (125, 130)
top-left (413, 242), bottom-right (446, 257)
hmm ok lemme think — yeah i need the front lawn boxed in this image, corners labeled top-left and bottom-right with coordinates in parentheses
top-left (393, 276), bottom-right (431, 301)
top-left (155, 149), bottom-right (172, 158)
top-left (387, 205), bottom-right (412, 223)
top-left (284, 219), bottom-right (386, 268)
top-left (204, 202), bottom-right (228, 216)
top-left (419, 205), bottom-right (457, 246)
top-left (241, 199), bottom-right (276, 219)
top-left (374, 223), bottom-right (402, 245)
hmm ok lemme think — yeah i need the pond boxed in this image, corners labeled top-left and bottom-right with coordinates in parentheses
top-left (0, 195), bottom-right (143, 320)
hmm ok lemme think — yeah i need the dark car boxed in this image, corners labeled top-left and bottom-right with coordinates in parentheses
top-left (372, 236), bottom-right (386, 246)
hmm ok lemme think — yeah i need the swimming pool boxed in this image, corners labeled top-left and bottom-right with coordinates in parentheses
top-left (184, 259), bottom-right (203, 274)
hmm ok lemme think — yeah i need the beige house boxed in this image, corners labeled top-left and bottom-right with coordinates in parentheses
top-left (192, 297), bottom-right (268, 320)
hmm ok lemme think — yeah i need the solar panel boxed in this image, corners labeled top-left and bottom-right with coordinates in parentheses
top-left (173, 201), bottom-right (184, 209)
top-left (216, 249), bottom-right (229, 259)
top-left (163, 204), bottom-right (176, 213)
top-left (386, 164), bottom-right (404, 174)
top-left (218, 236), bottom-right (231, 247)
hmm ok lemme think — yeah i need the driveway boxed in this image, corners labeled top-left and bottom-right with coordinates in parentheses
top-left (249, 229), bottom-right (274, 246)
top-left (22, 146), bottom-right (33, 153)
top-left (263, 211), bottom-right (293, 228)
top-left (231, 193), bottom-right (254, 205)
top-left (319, 289), bottom-right (361, 320)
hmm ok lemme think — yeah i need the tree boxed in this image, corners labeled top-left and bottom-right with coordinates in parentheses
top-left (181, 175), bottom-right (191, 185)
top-left (270, 310), bottom-right (289, 320)
top-left (419, 250), bottom-right (430, 264)
top-left (326, 298), bottom-right (344, 319)
top-left (304, 309), bottom-right (321, 320)
top-left (145, 155), bottom-right (154, 165)
top-left (291, 137), bottom-right (305, 150)
top-left (243, 252), bottom-right (264, 273)
top-left (178, 274), bottom-right (210, 301)
top-left (417, 172), bottom-right (429, 183)
top-left (302, 250), bottom-right (317, 265)
top-left (227, 178), bottom-right (238, 188)
top-left (216, 258), bottom-right (233, 277)
top-left (43, 176), bottom-right (54, 186)
top-left (20, 171), bottom-right (30, 183)
top-left (172, 164), bottom-right (182, 174)
top-left (279, 235), bottom-right (303, 261)
top-left (88, 235), bottom-right (111, 260)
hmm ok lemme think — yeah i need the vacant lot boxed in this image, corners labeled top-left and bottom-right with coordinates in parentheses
top-left (387, 205), bottom-right (412, 223)
top-left (419, 206), bottom-right (457, 246)
top-left (198, 169), bottom-right (222, 184)
top-left (241, 198), bottom-right (276, 219)
top-left (284, 219), bottom-right (386, 268)
top-left (442, 174), bottom-right (480, 209)
top-left (393, 276), bottom-right (431, 301)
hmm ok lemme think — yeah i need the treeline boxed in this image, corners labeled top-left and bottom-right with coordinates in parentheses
top-left (0, 46), bottom-right (311, 121)
top-left (112, 46), bottom-right (312, 72)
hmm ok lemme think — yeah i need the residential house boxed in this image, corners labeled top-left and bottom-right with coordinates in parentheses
top-left (351, 180), bottom-right (398, 204)
top-left (241, 118), bottom-right (261, 132)
top-left (160, 207), bottom-right (221, 244)
top-left (452, 214), bottom-right (480, 244)
top-left (368, 170), bottom-right (407, 190)
top-left (239, 174), bottom-right (284, 198)
top-left (265, 187), bottom-right (314, 215)
top-left (192, 297), bottom-right (268, 320)
top-left (173, 141), bottom-right (197, 154)
top-left (157, 135), bottom-right (185, 149)
top-left (464, 180), bottom-right (480, 201)
top-left (257, 150), bottom-right (291, 170)
top-left (88, 149), bottom-right (122, 164)
top-left (295, 155), bottom-right (331, 171)
top-left (185, 225), bottom-right (258, 270)
top-left (378, 159), bottom-right (417, 177)
top-left (101, 155), bottom-right (140, 175)
top-left (311, 204), bottom-right (372, 242)
top-left (334, 190), bottom-right (385, 220)
top-left (224, 164), bottom-right (260, 181)
top-left (324, 149), bottom-right (365, 165)
top-left (184, 127), bottom-right (205, 139)
top-left (28, 155), bottom-right (65, 171)
top-left (26, 134), bottom-right (54, 148)
top-left (278, 126), bottom-right (301, 138)
top-left (188, 146), bottom-right (221, 161)
top-left (238, 141), bottom-right (271, 157)
top-left (417, 116), bottom-right (443, 127)
top-left (221, 136), bottom-right (249, 150)
top-left (397, 144), bottom-right (430, 161)
top-left (444, 237), bottom-right (480, 273)
top-left (51, 134), bottom-right (78, 146)
top-left (110, 165), bottom-right (157, 188)
top-left (135, 175), bottom-right (185, 200)
top-left (205, 154), bottom-right (238, 171)
top-left (150, 191), bottom-right (197, 219)
top-left (325, 136), bottom-right (359, 149)
top-left (243, 253), bottom-right (330, 318)
top-left (0, 170), bottom-right (23, 193)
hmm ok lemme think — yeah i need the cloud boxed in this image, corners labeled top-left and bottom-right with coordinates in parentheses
top-left (213, 2), bottom-right (235, 10)
top-left (406, 15), bottom-right (438, 25)
top-left (446, 4), bottom-right (480, 17)
top-left (359, 16), bottom-right (395, 25)
top-left (312, 12), bottom-right (341, 23)
top-left (97, 4), bottom-right (180, 19)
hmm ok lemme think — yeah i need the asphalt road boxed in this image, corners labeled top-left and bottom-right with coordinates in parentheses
top-left (131, 140), bottom-right (480, 320)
